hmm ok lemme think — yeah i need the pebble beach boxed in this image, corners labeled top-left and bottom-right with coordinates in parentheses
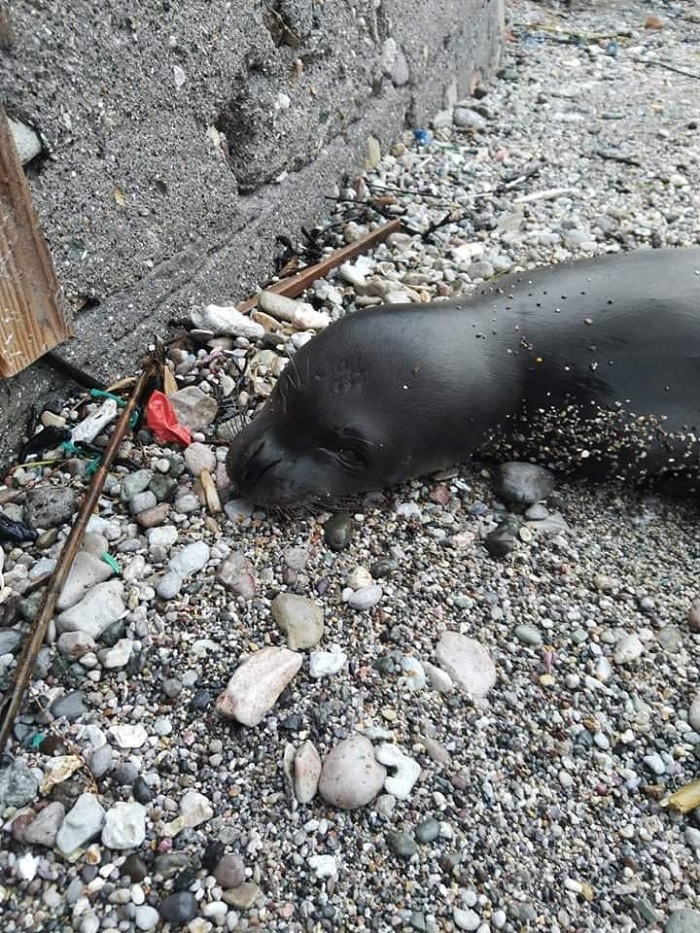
top-left (1, 1), bottom-right (700, 931)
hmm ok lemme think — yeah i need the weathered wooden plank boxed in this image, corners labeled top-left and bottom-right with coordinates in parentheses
top-left (0, 2), bottom-right (13, 50)
top-left (0, 106), bottom-right (73, 379)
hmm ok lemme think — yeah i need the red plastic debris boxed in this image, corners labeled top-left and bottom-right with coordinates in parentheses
top-left (146, 390), bottom-right (192, 446)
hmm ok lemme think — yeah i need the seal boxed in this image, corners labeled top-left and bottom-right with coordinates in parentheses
top-left (226, 247), bottom-right (700, 507)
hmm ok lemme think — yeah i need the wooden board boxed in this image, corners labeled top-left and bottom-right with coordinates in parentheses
top-left (0, 106), bottom-right (73, 379)
top-left (0, 2), bottom-right (12, 50)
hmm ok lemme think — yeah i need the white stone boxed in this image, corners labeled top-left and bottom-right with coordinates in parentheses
top-left (147, 526), bottom-right (179, 550)
top-left (108, 724), bottom-right (149, 749)
top-left (452, 242), bottom-right (485, 265)
top-left (57, 552), bottom-right (114, 610)
top-left (101, 802), bottom-right (147, 849)
top-left (339, 262), bottom-right (367, 288)
top-left (423, 661), bottom-right (454, 693)
top-left (56, 793), bottom-right (106, 855)
top-left (9, 118), bottom-right (42, 163)
top-left (380, 37), bottom-right (397, 75)
top-left (180, 790), bottom-right (213, 827)
top-left (399, 656), bottom-right (427, 691)
top-left (294, 740), bottom-right (322, 804)
top-left (291, 306), bottom-right (330, 331)
top-left (453, 107), bottom-right (487, 131)
top-left (56, 580), bottom-right (126, 640)
top-left (174, 492), bottom-right (201, 514)
top-left (184, 442), bottom-right (217, 476)
top-left (318, 735), bottom-right (386, 810)
top-left (432, 108), bottom-right (454, 130)
top-left (202, 902), bottom-right (229, 921)
top-left (376, 743), bottom-right (421, 799)
top-left (190, 304), bottom-right (265, 339)
top-left (100, 638), bottom-right (133, 669)
top-left (156, 570), bottom-right (183, 600)
top-left (134, 905), bottom-right (161, 931)
top-left (168, 541), bottom-right (210, 577)
top-left (80, 532), bottom-right (109, 556)
top-left (271, 593), bottom-right (324, 650)
top-left (595, 657), bottom-right (613, 682)
top-left (346, 566), bottom-right (373, 589)
top-left (434, 632), bottom-right (496, 697)
top-left (216, 647), bottom-right (303, 727)
top-left (17, 852), bottom-right (38, 881)
top-left (454, 907), bottom-right (481, 931)
top-left (391, 48), bottom-right (409, 86)
top-left (613, 633), bottom-right (644, 664)
top-left (162, 790), bottom-right (214, 837)
top-left (57, 631), bottom-right (96, 660)
top-left (309, 644), bottom-right (348, 679)
top-left (169, 386), bottom-right (218, 431)
top-left (86, 516), bottom-right (122, 541)
top-left (307, 854), bottom-right (338, 879)
top-left (347, 585), bottom-right (383, 611)
top-left (643, 753), bottom-right (666, 776)
top-left (79, 915), bottom-right (100, 933)
top-left (258, 291), bottom-right (314, 324)
top-left (689, 695), bottom-right (700, 733)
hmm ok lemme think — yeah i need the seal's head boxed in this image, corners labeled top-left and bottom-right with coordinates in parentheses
top-left (225, 308), bottom-right (468, 508)
top-left (226, 366), bottom-right (393, 508)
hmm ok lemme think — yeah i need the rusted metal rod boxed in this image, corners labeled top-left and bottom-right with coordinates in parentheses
top-left (236, 218), bottom-right (403, 314)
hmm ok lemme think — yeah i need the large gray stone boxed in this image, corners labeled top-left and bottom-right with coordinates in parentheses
top-left (23, 487), bottom-right (77, 530)
top-left (0, 758), bottom-right (39, 810)
top-left (55, 793), bottom-right (106, 855)
top-left (56, 580), bottom-right (127, 640)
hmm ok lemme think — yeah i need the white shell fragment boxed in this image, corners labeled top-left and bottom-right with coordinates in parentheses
top-left (258, 291), bottom-right (330, 331)
top-left (375, 743), bottom-right (422, 799)
top-left (190, 304), bottom-right (265, 339)
top-left (70, 399), bottom-right (119, 444)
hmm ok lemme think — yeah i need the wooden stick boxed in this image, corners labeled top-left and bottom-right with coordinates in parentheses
top-left (0, 353), bottom-right (159, 754)
top-left (236, 218), bottom-right (403, 314)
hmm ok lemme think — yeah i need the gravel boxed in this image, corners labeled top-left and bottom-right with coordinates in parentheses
top-left (1, 1), bottom-right (700, 930)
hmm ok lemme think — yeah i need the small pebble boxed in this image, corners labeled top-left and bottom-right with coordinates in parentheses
top-left (324, 514), bottom-right (353, 551)
top-left (386, 830), bottom-right (418, 859)
top-left (159, 891), bottom-right (199, 925)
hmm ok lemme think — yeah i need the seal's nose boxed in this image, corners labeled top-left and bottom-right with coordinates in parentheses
top-left (240, 438), bottom-right (283, 487)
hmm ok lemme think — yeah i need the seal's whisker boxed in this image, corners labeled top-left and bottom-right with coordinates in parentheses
top-left (305, 500), bottom-right (328, 517)
top-left (285, 354), bottom-right (302, 392)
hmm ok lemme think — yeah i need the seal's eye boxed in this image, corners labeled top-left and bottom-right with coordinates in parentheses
top-left (336, 447), bottom-right (365, 469)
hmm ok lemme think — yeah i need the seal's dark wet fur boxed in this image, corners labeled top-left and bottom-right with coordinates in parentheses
top-left (227, 248), bottom-right (700, 507)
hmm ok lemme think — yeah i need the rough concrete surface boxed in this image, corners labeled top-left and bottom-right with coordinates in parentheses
top-left (0, 0), bottom-right (503, 467)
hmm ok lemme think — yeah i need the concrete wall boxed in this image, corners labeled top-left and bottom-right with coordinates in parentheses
top-left (0, 0), bottom-right (503, 466)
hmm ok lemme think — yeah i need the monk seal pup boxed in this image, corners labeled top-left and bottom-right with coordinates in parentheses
top-left (226, 247), bottom-right (700, 508)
